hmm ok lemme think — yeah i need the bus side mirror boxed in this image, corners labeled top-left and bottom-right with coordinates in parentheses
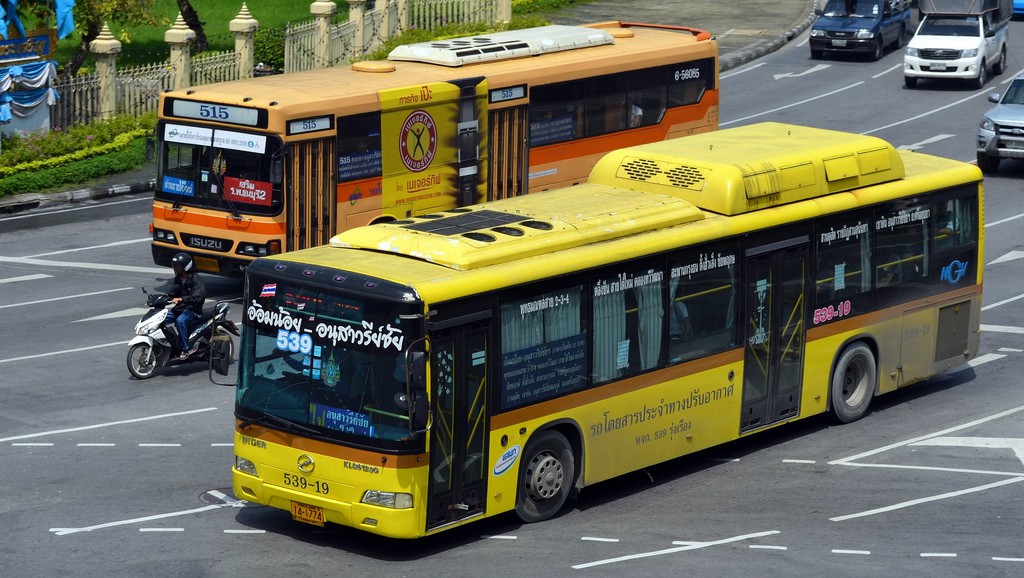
top-left (408, 351), bottom-right (428, 429)
top-left (208, 334), bottom-right (237, 386)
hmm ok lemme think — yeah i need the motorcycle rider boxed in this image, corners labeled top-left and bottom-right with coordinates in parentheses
top-left (167, 253), bottom-right (207, 360)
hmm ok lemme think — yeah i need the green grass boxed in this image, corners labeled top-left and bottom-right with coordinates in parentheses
top-left (49, 0), bottom-right (333, 69)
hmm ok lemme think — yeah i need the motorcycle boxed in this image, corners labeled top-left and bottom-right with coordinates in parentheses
top-left (126, 288), bottom-right (240, 379)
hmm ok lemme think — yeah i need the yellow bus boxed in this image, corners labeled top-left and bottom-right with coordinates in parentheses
top-left (151, 21), bottom-right (718, 275)
top-left (226, 122), bottom-right (982, 538)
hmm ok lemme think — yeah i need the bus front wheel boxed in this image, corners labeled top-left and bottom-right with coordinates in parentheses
top-left (515, 430), bottom-right (575, 523)
top-left (829, 342), bottom-right (876, 423)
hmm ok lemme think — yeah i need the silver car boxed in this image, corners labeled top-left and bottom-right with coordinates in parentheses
top-left (977, 75), bottom-right (1024, 173)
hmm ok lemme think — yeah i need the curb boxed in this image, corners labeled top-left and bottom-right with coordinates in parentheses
top-left (720, 0), bottom-right (818, 72)
top-left (0, 178), bottom-right (155, 216)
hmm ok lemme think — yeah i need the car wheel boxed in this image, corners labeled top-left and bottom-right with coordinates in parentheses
top-left (892, 25), bottom-right (905, 49)
top-left (904, 76), bottom-right (918, 89)
top-left (974, 60), bottom-right (987, 89)
top-left (994, 45), bottom-right (1007, 75)
top-left (871, 38), bottom-right (884, 61)
top-left (977, 151), bottom-right (1000, 173)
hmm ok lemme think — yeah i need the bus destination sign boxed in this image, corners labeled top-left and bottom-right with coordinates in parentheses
top-left (170, 99), bottom-right (260, 127)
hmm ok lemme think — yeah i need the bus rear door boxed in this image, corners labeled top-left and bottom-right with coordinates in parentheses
top-left (740, 237), bottom-right (808, 432)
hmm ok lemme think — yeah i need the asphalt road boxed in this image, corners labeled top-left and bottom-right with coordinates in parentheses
top-left (5, 20), bottom-right (1024, 578)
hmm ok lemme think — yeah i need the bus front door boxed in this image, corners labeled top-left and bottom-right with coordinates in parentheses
top-left (740, 238), bottom-right (808, 433)
top-left (286, 137), bottom-right (336, 252)
top-left (425, 319), bottom-right (489, 531)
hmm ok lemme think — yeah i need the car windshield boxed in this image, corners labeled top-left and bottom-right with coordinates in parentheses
top-left (236, 278), bottom-right (423, 449)
top-left (1001, 80), bottom-right (1024, 105)
top-left (822, 0), bottom-right (879, 17)
top-left (918, 16), bottom-right (979, 36)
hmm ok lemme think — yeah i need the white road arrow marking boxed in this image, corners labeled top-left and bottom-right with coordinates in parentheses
top-left (773, 64), bottom-right (830, 80)
top-left (897, 134), bottom-right (955, 150)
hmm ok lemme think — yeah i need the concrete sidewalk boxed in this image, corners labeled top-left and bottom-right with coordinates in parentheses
top-left (0, 0), bottom-right (818, 216)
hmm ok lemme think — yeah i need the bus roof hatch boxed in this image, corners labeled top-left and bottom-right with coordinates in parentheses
top-left (386, 25), bottom-right (616, 67)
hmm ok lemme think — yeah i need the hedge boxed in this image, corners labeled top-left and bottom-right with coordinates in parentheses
top-left (0, 135), bottom-right (150, 198)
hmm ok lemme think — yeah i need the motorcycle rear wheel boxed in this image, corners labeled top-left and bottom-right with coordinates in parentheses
top-left (127, 343), bottom-right (158, 379)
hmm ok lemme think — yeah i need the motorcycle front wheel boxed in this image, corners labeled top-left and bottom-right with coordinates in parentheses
top-left (127, 343), bottom-right (158, 379)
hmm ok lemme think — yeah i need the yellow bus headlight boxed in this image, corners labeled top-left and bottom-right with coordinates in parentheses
top-left (235, 456), bottom-right (258, 476)
top-left (361, 490), bottom-right (413, 509)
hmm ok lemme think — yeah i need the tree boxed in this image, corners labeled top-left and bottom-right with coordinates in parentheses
top-left (176, 0), bottom-right (208, 53)
top-left (17, 0), bottom-right (156, 77)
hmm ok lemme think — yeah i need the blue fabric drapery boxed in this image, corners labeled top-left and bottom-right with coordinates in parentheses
top-left (0, 60), bottom-right (57, 123)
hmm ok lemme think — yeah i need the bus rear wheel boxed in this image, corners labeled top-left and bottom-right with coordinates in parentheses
top-left (515, 430), bottom-right (575, 523)
top-left (829, 342), bottom-right (875, 423)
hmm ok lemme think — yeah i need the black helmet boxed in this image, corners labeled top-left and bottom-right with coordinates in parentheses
top-left (171, 252), bottom-right (194, 274)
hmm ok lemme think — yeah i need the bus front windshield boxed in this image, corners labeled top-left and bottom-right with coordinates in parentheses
top-left (156, 122), bottom-right (283, 216)
top-left (237, 278), bottom-right (422, 449)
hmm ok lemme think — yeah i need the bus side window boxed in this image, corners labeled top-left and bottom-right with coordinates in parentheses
top-left (592, 262), bottom-right (664, 383)
top-left (667, 244), bottom-right (738, 364)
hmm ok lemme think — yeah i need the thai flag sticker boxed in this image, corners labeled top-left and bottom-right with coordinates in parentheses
top-left (260, 283), bottom-right (277, 298)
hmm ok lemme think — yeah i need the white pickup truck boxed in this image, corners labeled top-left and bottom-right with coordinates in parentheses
top-left (903, 0), bottom-right (1011, 89)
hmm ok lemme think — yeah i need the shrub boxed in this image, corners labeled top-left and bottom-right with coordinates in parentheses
top-left (0, 136), bottom-right (150, 197)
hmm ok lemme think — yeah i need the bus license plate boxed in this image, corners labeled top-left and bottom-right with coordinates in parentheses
top-left (290, 501), bottom-right (325, 526)
top-left (193, 255), bottom-right (219, 273)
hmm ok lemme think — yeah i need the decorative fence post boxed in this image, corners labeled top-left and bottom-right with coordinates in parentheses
top-left (230, 3), bottom-right (259, 79)
top-left (89, 23), bottom-right (122, 120)
top-left (348, 0), bottom-right (366, 55)
top-left (496, 0), bottom-right (512, 23)
top-left (311, 1), bottom-right (337, 69)
top-left (165, 12), bottom-right (196, 90)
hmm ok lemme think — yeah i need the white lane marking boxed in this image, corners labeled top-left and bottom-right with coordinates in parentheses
top-left (0, 255), bottom-right (166, 275)
top-left (862, 89), bottom-right (990, 135)
top-left (720, 62), bottom-right (766, 79)
top-left (0, 287), bottom-right (134, 310)
top-left (0, 273), bottom-right (52, 284)
top-left (829, 477), bottom-right (1024, 522)
top-left (986, 213), bottom-right (1024, 228)
top-left (871, 63), bottom-right (902, 79)
top-left (0, 408), bottom-right (218, 443)
top-left (720, 82), bottom-right (864, 126)
top-left (139, 443), bottom-right (182, 447)
top-left (483, 535), bottom-right (517, 540)
top-left (750, 545), bottom-right (787, 550)
top-left (782, 459), bottom-right (816, 464)
top-left (0, 196), bottom-right (150, 221)
top-left (571, 530), bottom-right (780, 569)
top-left (51, 505), bottom-right (223, 535)
top-left (140, 528), bottom-right (184, 532)
top-left (224, 529), bottom-right (266, 534)
top-left (897, 134), bottom-right (955, 150)
top-left (921, 553), bottom-right (958, 558)
top-left (72, 307), bottom-right (151, 323)
top-left (968, 353), bottom-right (1006, 367)
top-left (993, 557), bottom-right (1024, 562)
top-left (0, 340), bottom-right (128, 364)
top-left (27, 238), bottom-right (151, 258)
top-left (832, 549), bottom-right (871, 555)
top-left (211, 443), bottom-right (233, 447)
top-left (11, 443), bottom-right (53, 447)
top-left (982, 324), bottom-right (1024, 334)
top-left (984, 294), bottom-right (1024, 311)
top-left (988, 250), bottom-right (1024, 265)
top-left (998, 347), bottom-right (1024, 352)
top-left (581, 536), bottom-right (620, 543)
top-left (77, 443), bottom-right (116, 447)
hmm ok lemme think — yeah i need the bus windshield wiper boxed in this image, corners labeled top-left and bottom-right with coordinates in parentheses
top-left (239, 412), bottom-right (319, 436)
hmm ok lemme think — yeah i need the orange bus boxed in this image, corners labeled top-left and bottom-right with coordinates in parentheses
top-left (151, 22), bottom-right (718, 275)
